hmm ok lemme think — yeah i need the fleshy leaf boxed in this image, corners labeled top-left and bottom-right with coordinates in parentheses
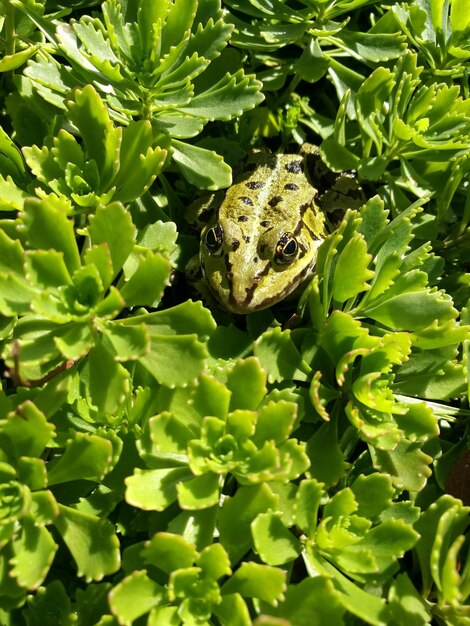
top-left (274, 577), bottom-right (346, 626)
top-left (139, 334), bottom-right (208, 388)
top-left (171, 140), bottom-right (232, 190)
top-left (222, 562), bottom-right (286, 605)
top-left (54, 504), bottom-right (120, 581)
top-left (125, 467), bottom-right (191, 511)
top-left (251, 512), bottom-right (302, 566)
top-left (119, 251), bottom-right (171, 307)
top-left (227, 357), bottom-right (267, 411)
top-left (0, 401), bottom-right (55, 459)
top-left (109, 571), bottom-right (163, 625)
top-left (88, 202), bottom-right (136, 281)
top-left (254, 327), bottom-right (311, 383)
top-left (10, 518), bottom-right (57, 590)
top-left (333, 232), bottom-right (375, 303)
top-left (143, 533), bottom-right (197, 574)
top-left (23, 196), bottom-right (80, 275)
top-left (218, 484), bottom-right (278, 564)
top-left (88, 340), bottom-right (130, 414)
top-left (66, 84), bottom-right (121, 191)
top-left (47, 433), bottom-right (114, 485)
top-left (176, 472), bottom-right (220, 510)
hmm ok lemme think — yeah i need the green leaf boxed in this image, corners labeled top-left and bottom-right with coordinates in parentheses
top-left (142, 412), bottom-right (194, 461)
top-left (88, 340), bottom-right (130, 414)
top-left (25, 250), bottom-right (71, 289)
top-left (54, 504), bottom-right (120, 582)
top-left (363, 290), bottom-right (457, 331)
top-left (109, 571), bottom-right (163, 626)
top-left (198, 543), bottom-right (231, 580)
top-left (88, 202), bottom-right (136, 281)
top-left (213, 593), bottom-right (251, 626)
top-left (139, 334), bottom-right (208, 387)
top-left (227, 357), bottom-right (267, 411)
top-left (30, 492), bottom-right (59, 526)
top-left (0, 45), bottom-right (39, 72)
top-left (0, 401), bottom-right (55, 459)
top-left (113, 121), bottom-right (167, 203)
top-left (0, 272), bottom-right (37, 316)
top-left (47, 433), bottom-right (114, 485)
top-left (120, 251), bottom-right (171, 307)
top-left (21, 580), bottom-right (73, 626)
top-left (333, 233), bottom-right (375, 303)
top-left (218, 484), bottom-right (278, 564)
top-left (370, 439), bottom-right (433, 492)
top-left (177, 472), bottom-right (220, 510)
top-left (84, 244), bottom-right (113, 290)
top-left (66, 85), bottom-right (121, 192)
top-left (295, 38), bottom-right (329, 82)
top-left (171, 140), bottom-right (232, 189)
top-left (143, 533), bottom-right (197, 574)
top-left (125, 467), bottom-right (191, 511)
top-left (254, 327), bottom-right (311, 383)
top-left (295, 479), bottom-right (324, 537)
top-left (351, 474), bottom-right (395, 519)
top-left (306, 421), bottom-right (349, 487)
top-left (101, 323), bottom-right (150, 361)
top-left (136, 300), bottom-right (216, 340)
top-left (450, 0), bottom-right (470, 33)
top-left (0, 126), bottom-right (27, 182)
top-left (414, 495), bottom-right (470, 598)
top-left (180, 68), bottom-right (263, 121)
top-left (274, 577), bottom-right (346, 626)
top-left (317, 559), bottom-right (389, 625)
top-left (23, 197), bottom-right (80, 275)
top-left (253, 400), bottom-right (297, 446)
top-left (192, 374), bottom-right (231, 420)
top-left (350, 519), bottom-right (419, 574)
top-left (0, 229), bottom-right (24, 275)
top-left (251, 512), bottom-right (302, 566)
top-left (54, 323), bottom-right (93, 360)
top-left (10, 518), bottom-right (57, 590)
top-left (222, 562), bottom-right (286, 605)
top-left (17, 457), bottom-right (47, 491)
top-left (388, 573), bottom-right (431, 625)
top-left (320, 137), bottom-right (359, 171)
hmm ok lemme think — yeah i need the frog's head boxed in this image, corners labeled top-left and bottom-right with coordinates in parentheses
top-left (200, 207), bottom-right (325, 313)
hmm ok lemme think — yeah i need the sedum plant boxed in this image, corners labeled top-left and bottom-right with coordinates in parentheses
top-left (12, 0), bottom-right (264, 188)
top-left (0, 399), bottom-right (121, 610)
top-left (22, 84), bottom-right (167, 211)
top-left (0, 0), bottom-right (469, 624)
top-left (126, 357), bottom-right (309, 513)
top-left (0, 198), bottom-right (171, 391)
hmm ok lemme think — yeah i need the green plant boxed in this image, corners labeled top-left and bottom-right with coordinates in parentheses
top-left (0, 0), bottom-right (469, 624)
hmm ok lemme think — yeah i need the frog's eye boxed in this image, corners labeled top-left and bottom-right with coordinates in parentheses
top-left (205, 223), bottom-right (224, 255)
top-left (275, 232), bottom-right (298, 265)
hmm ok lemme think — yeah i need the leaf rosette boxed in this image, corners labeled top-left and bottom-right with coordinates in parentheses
top-left (322, 51), bottom-right (470, 205)
top-left (0, 400), bottom-right (120, 605)
top-left (14, 0), bottom-right (264, 188)
top-left (126, 357), bottom-right (310, 511)
top-left (385, 0), bottom-right (470, 81)
top-left (109, 532), bottom-right (286, 625)
top-left (0, 480), bottom-right (30, 529)
top-left (224, 0), bottom-right (406, 98)
top-left (293, 196), bottom-right (467, 488)
top-left (0, 196), bottom-right (173, 406)
top-left (22, 85), bottom-right (167, 211)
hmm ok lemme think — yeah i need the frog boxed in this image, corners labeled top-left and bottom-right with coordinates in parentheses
top-left (186, 144), bottom-right (364, 314)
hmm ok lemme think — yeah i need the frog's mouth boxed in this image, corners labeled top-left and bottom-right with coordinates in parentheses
top-left (221, 259), bottom-right (316, 314)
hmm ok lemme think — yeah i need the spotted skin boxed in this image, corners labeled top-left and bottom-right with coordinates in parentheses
top-left (188, 144), bottom-right (364, 314)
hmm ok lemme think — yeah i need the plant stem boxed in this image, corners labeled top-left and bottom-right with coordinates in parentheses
top-left (3, 0), bottom-right (16, 56)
